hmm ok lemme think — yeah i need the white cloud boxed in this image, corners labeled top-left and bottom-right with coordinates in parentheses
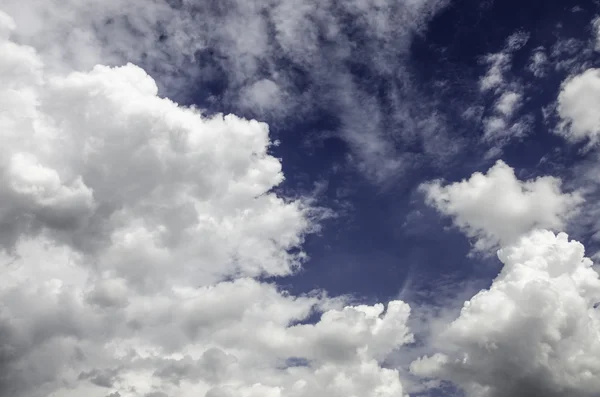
top-left (411, 229), bottom-right (600, 397)
top-left (479, 32), bottom-right (528, 93)
top-left (494, 91), bottom-right (522, 117)
top-left (4, 0), bottom-right (454, 184)
top-left (528, 48), bottom-right (548, 77)
top-left (557, 68), bottom-right (600, 148)
top-left (549, 37), bottom-right (590, 74)
top-left (479, 52), bottom-right (511, 92)
top-left (0, 0), bottom-right (202, 92)
top-left (0, 10), bottom-right (415, 397)
top-left (506, 31), bottom-right (530, 52)
top-left (1, 234), bottom-right (414, 396)
top-left (239, 79), bottom-right (286, 114)
top-left (477, 32), bottom-right (532, 151)
top-left (197, 299), bottom-right (414, 397)
top-left (421, 160), bottom-right (583, 252)
top-left (0, 10), bottom-right (318, 280)
top-left (482, 91), bottom-right (527, 142)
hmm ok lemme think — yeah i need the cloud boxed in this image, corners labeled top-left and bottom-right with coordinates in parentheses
top-left (494, 91), bottom-right (522, 118)
top-left (474, 32), bottom-right (533, 152)
top-left (411, 229), bottom-right (600, 397)
top-left (0, 10), bottom-right (415, 397)
top-left (1, 0), bottom-right (201, 93)
top-left (479, 52), bottom-right (512, 93)
top-left (197, 299), bottom-right (414, 397)
top-left (482, 90), bottom-right (528, 144)
top-left (473, 17), bottom-right (600, 159)
top-left (458, 30), bottom-right (536, 160)
top-left (421, 160), bottom-right (583, 252)
top-left (479, 32), bottom-right (528, 93)
top-left (3, 0), bottom-right (455, 183)
top-left (557, 68), bottom-right (600, 148)
top-left (1, 241), bottom-right (414, 396)
top-left (527, 48), bottom-right (548, 78)
top-left (0, 10), bottom-right (319, 281)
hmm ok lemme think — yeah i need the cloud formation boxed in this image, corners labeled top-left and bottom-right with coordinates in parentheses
top-left (3, 0), bottom-right (454, 183)
top-left (421, 160), bottom-right (582, 252)
top-left (0, 10), bottom-right (416, 397)
top-left (411, 229), bottom-right (600, 397)
top-left (557, 68), bottom-right (600, 148)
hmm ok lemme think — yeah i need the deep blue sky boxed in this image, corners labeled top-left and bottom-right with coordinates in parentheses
top-left (183, 0), bottom-right (600, 305)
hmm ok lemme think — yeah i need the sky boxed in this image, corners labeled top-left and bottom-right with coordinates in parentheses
top-left (3, 0), bottom-right (600, 396)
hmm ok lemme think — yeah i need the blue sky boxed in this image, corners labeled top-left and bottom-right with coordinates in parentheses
top-left (2, 1), bottom-right (600, 396)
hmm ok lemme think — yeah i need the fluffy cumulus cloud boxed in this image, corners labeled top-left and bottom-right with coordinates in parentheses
top-left (421, 160), bottom-right (582, 252)
top-left (0, 10), bottom-right (414, 397)
top-left (411, 230), bottom-right (600, 397)
top-left (557, 68), bottom-right (600, 148)
top-left (0, 0), bottom-right (201, 94)
top-left (1, 240), bottom-right (413, 397)
top-left (0, 13), bottom-right (312, 279)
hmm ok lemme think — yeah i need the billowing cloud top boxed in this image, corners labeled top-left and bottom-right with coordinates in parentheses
top-left (411, 230), bottom-right (600, 397)
top-left (421, 160), bottom-right (583, 252)
top-left (0, 10), bottom-right (316, 282)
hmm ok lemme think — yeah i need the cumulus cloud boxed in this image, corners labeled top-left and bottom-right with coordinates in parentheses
top-left (421, 160), bottom-right (583, 252)
top-left (0, 9), bottom-right (416, 397)
top-left (196, 299), bottom-right (414, 397)
top-left (557, 68), bottom-right (600, 148)
top-left (1, 238), bottom-right (414, 396)
top-left (411, 229), bottom-right (600, 397)
top-left (0, 15), bottom-right (315, 280)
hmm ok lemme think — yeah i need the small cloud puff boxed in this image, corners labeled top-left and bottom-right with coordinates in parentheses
top-left (557, 68), bottom-right (600, 149)
top-left (421, 160), bottom-right (583, 252)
